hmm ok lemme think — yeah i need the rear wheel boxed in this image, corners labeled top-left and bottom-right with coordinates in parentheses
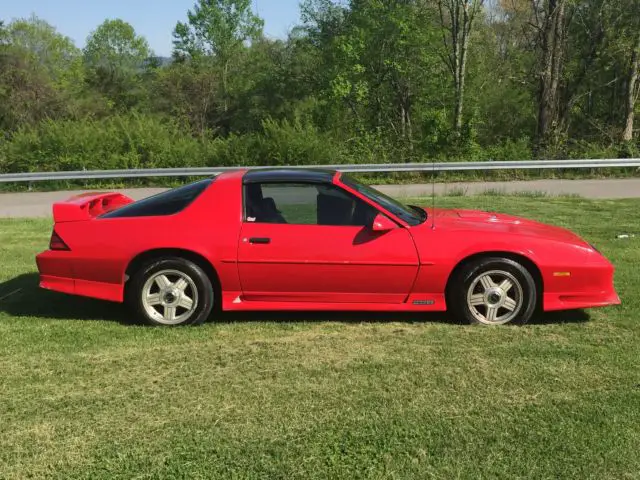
top-left (448, 257), bottom-right (537, 325)
top-left (128, 257), bottom-right (214, 326)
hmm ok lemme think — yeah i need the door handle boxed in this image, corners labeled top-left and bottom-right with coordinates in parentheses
top-left (249, 237), bottom-right (271, 244)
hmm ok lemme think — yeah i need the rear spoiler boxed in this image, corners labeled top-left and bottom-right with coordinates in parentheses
top-left (52, 192), bottom-right (134, 223)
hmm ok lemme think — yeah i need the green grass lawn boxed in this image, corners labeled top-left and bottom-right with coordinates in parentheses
top-left (1, 196), bottom-right (639, 479)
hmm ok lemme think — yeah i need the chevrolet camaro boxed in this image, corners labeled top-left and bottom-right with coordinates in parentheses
top-left (36, 169), bottom-right (620, 326)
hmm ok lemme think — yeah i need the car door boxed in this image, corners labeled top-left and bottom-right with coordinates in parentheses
top-left (237, 182), bottom-right (419, 304)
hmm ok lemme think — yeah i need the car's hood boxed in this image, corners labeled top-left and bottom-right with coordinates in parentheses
top-left (422, 208), bottom-right (590, 246)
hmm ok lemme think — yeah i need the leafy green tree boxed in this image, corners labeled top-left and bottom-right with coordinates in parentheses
top-left (301, 0), bottom-right (445, 156)
top-left (604, 0), bottom-right (640, 142)
top-left (84, 19), bottom-right (152, 110)
top-left (436, 0), bottom-right (486, 135)
top-left (173, 0), bottom-right (264, 112)
top-left (4, 15), bottom-right (83, 90)
top-left (0, 16), bottom-right (84, 132)
top-left (464, 4), bottom-right (536, 146)
top-left (152, 61), bottom-right (222, 137)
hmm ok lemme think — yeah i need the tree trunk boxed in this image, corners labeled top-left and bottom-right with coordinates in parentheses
top-left (401, 94), bottom-right (413, 151)
top-left (622, 36), bottom-right (640, 142)
top-left (451, 2), bottom-right (460, 133)
top-left (222, 58), bottom-right (229, 113)
top-left (437, 0), bottom-right (483, 136)
top-left (455, 1), bottom-right (471, 134)
top-left (536, 0), bottom-right (566, 149)
top-left (395, 82), bottom-right (413, 152)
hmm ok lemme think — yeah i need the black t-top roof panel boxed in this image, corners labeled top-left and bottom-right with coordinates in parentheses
top-left (243, 168), bottom-right (337, 184)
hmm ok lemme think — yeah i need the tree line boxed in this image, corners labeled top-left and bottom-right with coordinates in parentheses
top-left (1, 0), bottom-right (639, 174)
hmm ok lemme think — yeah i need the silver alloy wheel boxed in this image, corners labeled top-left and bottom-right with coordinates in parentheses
top-left (466, 270), bottom-right (524, 325)
top-left (141, 269), bottom-right (199, 325)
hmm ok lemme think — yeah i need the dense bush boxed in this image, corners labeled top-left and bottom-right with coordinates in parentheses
top-left (3, 114), bottom-right (638, 177)
top-left (3, 114), bottom-right (207, 172)
top-left (0, 115), bottom-right (351, 173)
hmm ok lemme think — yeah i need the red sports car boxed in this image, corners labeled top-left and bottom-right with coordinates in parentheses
top-left (36, 169), bottom-right (620, 326)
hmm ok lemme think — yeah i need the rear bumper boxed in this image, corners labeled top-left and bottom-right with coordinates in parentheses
top-left (36, 250), bottom-right (123, 303)
top-left (39, 274), bottom-right (76, 295)
top-left (36, 250), bottom-right (74, 279)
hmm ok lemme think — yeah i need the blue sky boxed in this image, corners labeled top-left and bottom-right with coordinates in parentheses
top-left (3, 0), bottom-right (302, 56)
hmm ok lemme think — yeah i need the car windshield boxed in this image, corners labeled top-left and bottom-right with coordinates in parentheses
top-left (340, 175), bottom-right (426, 226)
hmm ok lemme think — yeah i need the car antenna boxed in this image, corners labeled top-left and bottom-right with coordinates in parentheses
top-left (431, 156), bottom-right (436, 230)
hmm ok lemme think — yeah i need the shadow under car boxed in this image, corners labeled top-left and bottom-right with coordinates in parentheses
top-left (0, 273), bottom-right (590, 326)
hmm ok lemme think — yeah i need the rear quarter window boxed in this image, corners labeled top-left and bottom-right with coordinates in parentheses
top-left (101, 178), bottom-right (213, 218)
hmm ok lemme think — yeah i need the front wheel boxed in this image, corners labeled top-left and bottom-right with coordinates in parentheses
top-left (448, 257), bottom-right (538, 325)
top-left (128, 257), bottom-right (214, 326)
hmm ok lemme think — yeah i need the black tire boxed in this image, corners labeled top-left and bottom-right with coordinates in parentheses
top-left (447, 257), bottom-right (537, 326)
top-left (127, 257), bottom-right (215, 326)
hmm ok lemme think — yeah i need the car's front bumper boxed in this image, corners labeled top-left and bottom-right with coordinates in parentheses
top-left (542, 255), bottom-right (621, 311)
top-left (543, 289), bottom-right (621, 311)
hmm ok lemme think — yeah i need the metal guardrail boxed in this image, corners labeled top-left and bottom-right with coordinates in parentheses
top-left (1, 158), bottom-right (639, 183)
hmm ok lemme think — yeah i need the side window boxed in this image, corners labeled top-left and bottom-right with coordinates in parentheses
top-left (244, 182), bottom-right (379, 226)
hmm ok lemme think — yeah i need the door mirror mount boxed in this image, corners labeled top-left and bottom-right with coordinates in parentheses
top-left (371, 213), bottom-right (397, 232)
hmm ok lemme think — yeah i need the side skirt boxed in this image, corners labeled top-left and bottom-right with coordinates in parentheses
top-left (221, 292), bottom-right (447, 312)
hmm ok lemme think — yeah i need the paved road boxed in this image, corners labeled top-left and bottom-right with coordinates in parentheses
top-left (1, 178), bottom-right (639, 218)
